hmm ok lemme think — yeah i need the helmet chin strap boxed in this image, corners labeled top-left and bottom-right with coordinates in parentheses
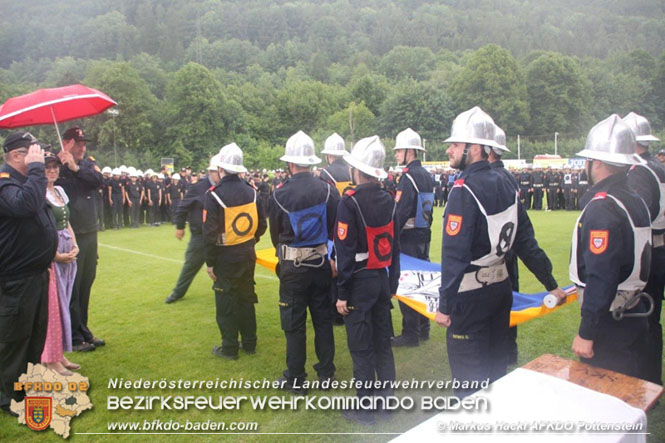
top-left (459, 143), bottom-right (470, 170)
top-left (586, 159), bottom-right (594, 187)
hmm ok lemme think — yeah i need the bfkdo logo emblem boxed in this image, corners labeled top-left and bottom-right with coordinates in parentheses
top-left (25, 397), bottom-right (52, 431)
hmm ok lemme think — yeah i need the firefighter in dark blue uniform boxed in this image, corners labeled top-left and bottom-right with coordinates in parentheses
top-left (56, 127), bottom-right (105, 352)
top-left (518, 167), bottom-right (532, 209)
top-left (545, 167), bottom-right (561, 211)
top-left (319, 133), bottom-right (352, 326)
top-left (575, 169), bottom-right (589, 209)
top-left (391, 128), bottom-right (434, 347)
top-left (108, 168), bottom-right (124, 229)
top-left (562, 167), bottom-right (575, 210)
top-left (269, 131), bottom-right (339, 394)
top-left (125, 171), bottom-right (143, 228)
top-left (435, 108), bottom-right (565, 398)
top-left (531, 167), bottom-right (545, 210)
top-left (488, 126), bottom-right (564, 365)
top-left (144, 172), bottom-right (160, 226)
top-left (168, 173), bottom-right (183, 224)
top-left (0, 134), bottom-right (57, 416)
top-left (571, 115), bottom-right (652, 380)
top-left (319, 133), bottom-right (352, 195)
top-left (165, 157), bottom-right (221, 303)
top-left (624, 112), bottom-right (665, 385)
top-left (204, 144), bottom-right (267, 359)
top-left (334, 136), bottom-right (400, 425)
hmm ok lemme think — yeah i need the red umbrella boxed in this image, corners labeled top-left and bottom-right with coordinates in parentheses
top-left (0, 84), bottom-right (117, 148)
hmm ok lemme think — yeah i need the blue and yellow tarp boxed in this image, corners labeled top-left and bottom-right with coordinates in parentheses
top-left (256, 247), bottom-right (576, 327)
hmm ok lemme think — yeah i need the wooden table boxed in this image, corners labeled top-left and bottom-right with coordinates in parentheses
top-left (523, 353), bottom-right (663, 412)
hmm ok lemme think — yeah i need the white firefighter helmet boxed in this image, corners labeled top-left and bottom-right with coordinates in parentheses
top-left (280, 131), bottom-right (321, 166)
top-left (577, 114), bottom-right (645, 166)
top-left (320, 133), bottom-right (348, 156)
top-left (216, 143), bottom-right (247, 174)
top-left (129, 170), bottom-right (138, 178)
top-left (102, 166), bottom-right (112, 174)
top-left (444, 106), bottom-right (498, 148)
top-left (157, 173), bottom-right (164, 179)
top-left (343, 135), bottom-right (387, 179)
top-left (112, 168), bottom-right (121, 176)
top-left (136, 169), bottom-right (144, 177)
top-left (622, 112), bottom-right (660, 145)
top-left (394, 128), bottom-right (425, 151)
top-left (172, 173), bottom-right (181, 180)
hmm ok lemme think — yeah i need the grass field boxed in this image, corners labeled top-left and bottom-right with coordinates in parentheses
top-left (2, 207), bottom-right (664, 441)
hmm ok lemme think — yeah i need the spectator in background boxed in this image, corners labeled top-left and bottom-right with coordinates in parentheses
top-left (41, 152), bottom-right (80, 376)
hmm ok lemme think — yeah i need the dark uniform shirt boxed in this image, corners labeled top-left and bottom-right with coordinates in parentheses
top-left (203, 174), bottom-right (267, 267)
top-left (169, 182), bottom-right (182, 202)
top-left (491, 161), bottom-right (558, 292)
top-left (269, 172), bottom-right (339, 248)
top-left (109, 178), bottom-right (124, 196)
top-left (439, 161), bottom-right (557, 314)
top-left (0, 163), bottom-right (57, 281)
top-left (145, 180), bottom-right (159, 204)
top-left (55, 156), bottom-right (103, 234)
top-left (319, 159), bottom-right (352, 195)
top-left (126, 181), bottom-right (142, 200)
top-left (175, 176), bottom-right (213, 235)
top-left (334, 183), bottom-right (401, 304)
top-left (532, 171), bottom-right (545, 187)
top-left (395, 159), bottom-right (435, 244)
top-left (519, 171), bottom-right (532, 188)
top-left (574, 173), bottom-right (651, 340)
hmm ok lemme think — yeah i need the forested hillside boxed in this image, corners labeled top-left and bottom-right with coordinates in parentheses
top-left (1, 0), bottom-right (664, 168)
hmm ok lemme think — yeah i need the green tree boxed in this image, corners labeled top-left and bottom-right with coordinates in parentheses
top-left (44, 57), bottom-right (87, 87)
top-left (129, 53), bottom-right (169, 99)
top-left (325, 102), bottom-right (376, 144)
top-left (349, 74), bottom-right (391, 116)
top-left (525, 53), bottom-right (591, 135)
top-left (653, 51), bottom-right (665, 129)
top-left (377, 81), bottom-right (455, 141)
top-left (378, 46), bottom-right (436, 82)
top-left (163, 63), bottom-right (245, 168)
top-left (274, 79), bottom-right (347, 139)
top-left (450, 45), bottom-right (529, 134)
top-left (84, 61), bottom-right (159, 165)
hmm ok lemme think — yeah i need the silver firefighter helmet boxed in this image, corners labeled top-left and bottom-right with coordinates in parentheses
top-left (444, 106), bottom-right (498, 148)
top-left (622, 112), bottom-right (660, 144)
top-left (492, 125), bottom-right (510, 154)
top-left (280, 130), bottom-right (321, 166)
top-left (344, 135), bottom-right (387, 179)
top-left (208, 153), bottom-right (222, 171)
top-left (216, 142), bottom-right (247, 174)
top-left (577, 114), bottom-right (645, 166)
top-left (394, 127), bottom-right (425, 151)
top-left (320, 133), bottom-right (348, 156)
